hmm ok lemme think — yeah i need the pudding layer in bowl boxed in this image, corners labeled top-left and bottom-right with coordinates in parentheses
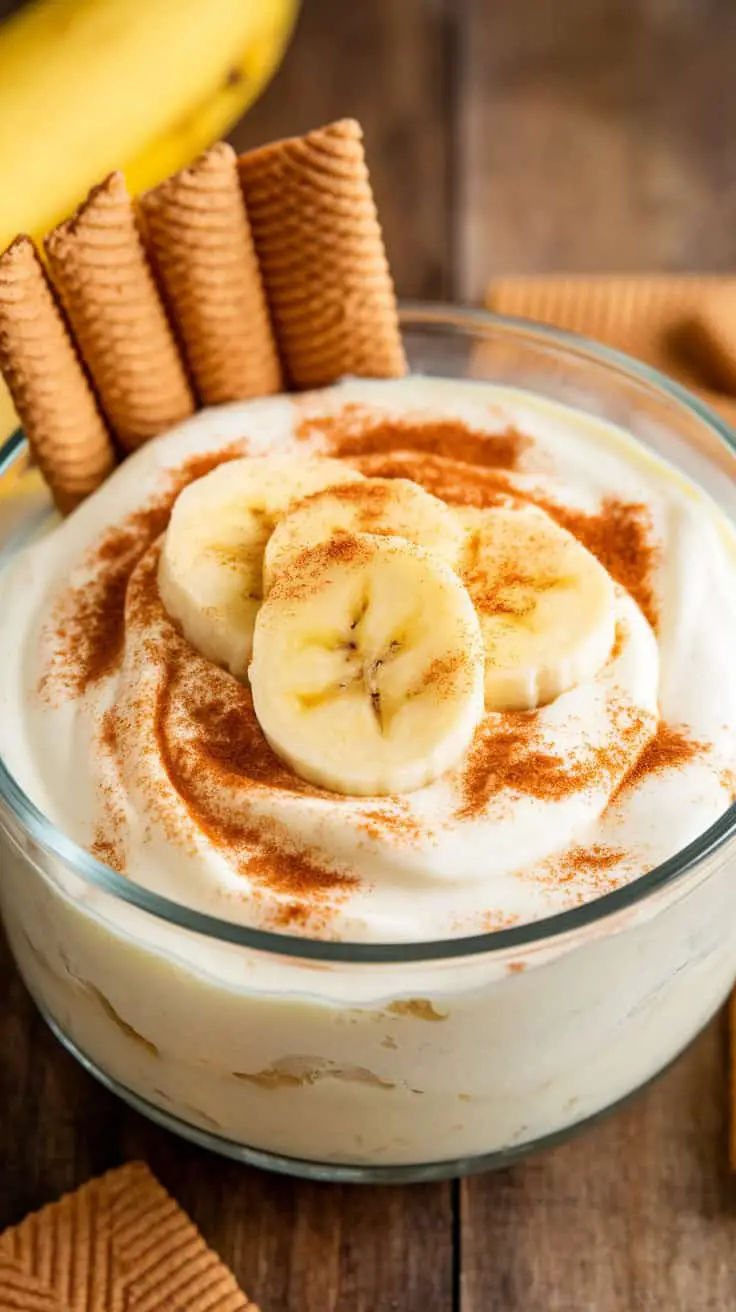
top-left (1, 313), bottom-right (734, 1176)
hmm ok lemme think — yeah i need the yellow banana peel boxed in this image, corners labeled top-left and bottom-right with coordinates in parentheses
top-left (125, 0), bottom-right (298, 194)
top-left (0, 0), bottom-right (299, 249)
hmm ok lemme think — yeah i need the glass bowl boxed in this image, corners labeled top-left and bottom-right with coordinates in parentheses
top-left (1, 305), bottom-right (735, 1184)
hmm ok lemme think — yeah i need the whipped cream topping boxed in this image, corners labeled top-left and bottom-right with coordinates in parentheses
top-left (1, 377), bottom-right (734, 942)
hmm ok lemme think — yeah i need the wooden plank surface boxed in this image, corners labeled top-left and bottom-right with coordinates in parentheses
top-left (460, 1021), bottom-right (735, 1312)
top-left (459, 0), bottom-right (736, 299)
top-left (1, 2), bottom-right (736, 1310)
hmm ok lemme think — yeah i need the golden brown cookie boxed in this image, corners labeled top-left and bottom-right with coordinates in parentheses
top-left (0, 1161), bottom-right (258, 1310)
top-left (239, 118), bottom-right (406, 389)
top-left (0, 236), bottom-right (115, 513)
top-left (487, 274), bottom-right (726, 380)
top-left (142, 143), bottom-right (282, 405)
top-left (45, 172), bottom-right (194, 450)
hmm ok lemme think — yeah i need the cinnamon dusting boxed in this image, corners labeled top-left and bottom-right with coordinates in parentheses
top-left (106, 556), bottom-right (359, 922)
top-left (89, 832), bottom-right (125, 871)
top-left (609, 621), bottom-right (626, 664)
top-left (347, 446), bottom-right (660, 630)
top-left (457, 701), bottom-right (654, 820)
top-left (614, 721), bottom-right (705, 798)
top-left (416, 653), bottom-right (465, 694)
top-left (298, 404), bottom-right (530, 470)
top-left (357, 806), bottom-right (424, 844)
top-left (349, 450), bottom-right (516, 507)
top-left (538, 495), bottom-right (660, 631)
top-left (40, 442), bottom-right (245, 700)
top-left (90, 707), bottom-right (127, 871)
top-left (40, 404), bottom-right (672, 924)
top-left (308, 477), bottom-right (395, 517)
top-left (554, 844), bottom-right (628, 888)
top-left (477, 909), bottom-right (522, 932)
top-left (466, 561), bottom-right (560, 619)
top-left (269, 533), bottom-right (370, 604)
top-left (154, 656), bottom-right (357, 905)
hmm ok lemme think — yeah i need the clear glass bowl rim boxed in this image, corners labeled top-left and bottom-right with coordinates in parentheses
top-left (1, 301), bottom-right (735, 966)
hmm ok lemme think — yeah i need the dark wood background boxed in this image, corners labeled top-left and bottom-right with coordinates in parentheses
top-left (233, 0), bottom-right (736, 303)
top-left (2, 1), bottom-right (736, 1308)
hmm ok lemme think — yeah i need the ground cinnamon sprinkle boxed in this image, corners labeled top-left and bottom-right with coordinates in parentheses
top-left (125, 608), bottom-right (428, 922)
top-left (348, 450), bottom-right (516, 507)
top-left (40, 442), bottom-right (245, 700)
top-left (477, 909), bottom-right (522, 932)
top-left (614, 721), bottom-right (705, 798)
top-left (357, 806), bottom-right (424, 844)
top-left (465, 561), bottom-right (551, 619)
top-left (244, 841), bottom-right (355, 903)
top-left (169, 447), bottom-right (247, 493)
top-left (268, 899), bottom-right (339, 932)
top-left (537, 495), bottom-right (660, 631)
top-left (297, 404), bottom-right (530, 470)
top-left (270, 533), bottom-right (370, 605)
top-left (416, 653), bottom-right (466, 694)
top-left (334, 421), bottom-right (659, 629)
top-left (125, 554), bottom-right (425, 870)
top-left (120, 555), bottom-right (359, 919)
top-left (457, 700), bottom-right (653, 820)
top-left (609, 620), bottom-right (626, 665)
top-left (554, 844), bottom-right (628, 888)
top-left (90, 707), bottom-right (127, 872)
top-left (456, 714), bottom-right (543, 818)
top-left (155, 668), bottom-right (357, 908)
top-left (89, 830), bottom-right (126, 871)
top-left (314, 478), bottom-right (394, 513)
top-left (99, 705), bottom-right (118, 753)
top-left (41, 404), bottom-right (670, 921)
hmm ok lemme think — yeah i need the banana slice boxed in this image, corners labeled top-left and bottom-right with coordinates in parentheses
top-left (158, 455), bottom-right (363, 677)
top-left (250, 533), bottom-right (485, 796)
top-left (459, 504), bottom-right (616, 711)
top-left (262, 477), bottom-right (465, 593)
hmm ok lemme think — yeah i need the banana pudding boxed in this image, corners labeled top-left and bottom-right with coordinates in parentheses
top-left (1, 368), bottom-right (735, 1172)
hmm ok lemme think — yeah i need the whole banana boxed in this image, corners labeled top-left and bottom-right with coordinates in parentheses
top-left (0, 0), bottom-right (298, 250)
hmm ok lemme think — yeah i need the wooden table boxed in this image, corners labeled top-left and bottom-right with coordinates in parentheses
top-left (3, 1), bottom-right (736, 1308)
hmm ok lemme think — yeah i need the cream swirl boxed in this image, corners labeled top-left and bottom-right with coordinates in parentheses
top-left (0, 378), bottom-right (734, 942)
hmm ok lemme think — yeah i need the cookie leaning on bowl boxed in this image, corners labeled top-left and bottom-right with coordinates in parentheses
top-left (238, 117), bottom-right (406, 389)
top-left (140, 141), bottom-right (283, 405)
top-left (0, 236), bottom-right (115, 513)
top-left (0, 118), bottom-right (405, 515)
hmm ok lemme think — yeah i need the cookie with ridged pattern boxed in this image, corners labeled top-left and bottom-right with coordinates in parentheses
top-left (239, 118), bottom-right (406, 390)
top-left (45, 171), bottom-right (194, 451)
top-left (0, 235), bottom-right (114, 513)
top-left (142, 143), bottom-right (282, 406)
